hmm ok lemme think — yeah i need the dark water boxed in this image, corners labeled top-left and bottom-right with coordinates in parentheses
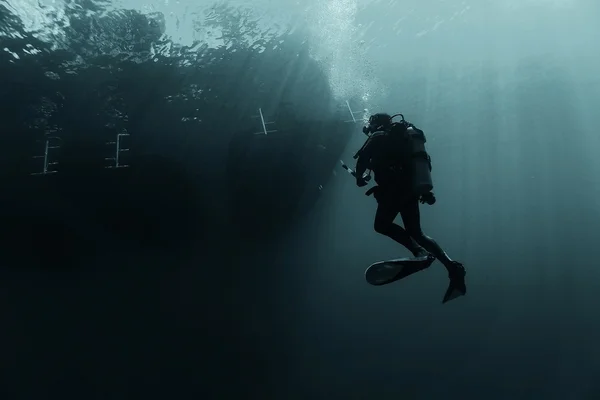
top-left (2, 1), bottom-right (600, 399)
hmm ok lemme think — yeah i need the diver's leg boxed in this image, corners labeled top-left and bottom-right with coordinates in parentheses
top-left (374, 200), bottom-right (427, 257)
top-left (399, 198), bottom-right (460, 273)
top-left (399, 198), bottom-right (466, 299)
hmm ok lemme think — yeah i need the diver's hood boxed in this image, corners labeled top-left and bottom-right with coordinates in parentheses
top-left (362, 113), bottom-right (406, 136)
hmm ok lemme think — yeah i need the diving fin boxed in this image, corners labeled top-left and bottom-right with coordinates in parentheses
top-left (442, 264), bottom-right (467, 303)
top-left (365, 254), bottom-right (435, 286)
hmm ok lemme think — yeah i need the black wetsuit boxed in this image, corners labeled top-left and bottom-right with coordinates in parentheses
top-left (355, 128), bottom-right (460, 275)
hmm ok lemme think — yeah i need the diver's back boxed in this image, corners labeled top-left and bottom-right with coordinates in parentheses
top-left (371, 131), bottom-right (412, 188)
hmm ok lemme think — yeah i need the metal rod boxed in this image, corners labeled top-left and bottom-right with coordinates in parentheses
top-left (258, 108), bottom-right (268, 135)
top-left (43, 140), bottom-right (49, 174)
top-left (31, 137), bottom-right (60, 175)
top-left (106, 133), bottom-right (130, 168)
top-left (116, 134), bottom-right (121, 167)
top-left (345, 100), bottom-right (357, 123)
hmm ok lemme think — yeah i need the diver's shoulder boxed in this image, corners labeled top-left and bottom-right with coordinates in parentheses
top-left (369, 130), bottom-right (388, 139)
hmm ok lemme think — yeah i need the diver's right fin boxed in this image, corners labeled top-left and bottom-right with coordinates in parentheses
top-left (442, 283), bottom-right (466, 303)
top-left (442, 266), bottom-right (467, 303)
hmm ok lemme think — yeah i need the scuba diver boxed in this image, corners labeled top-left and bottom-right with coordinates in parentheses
top-left (354, 113), bottom-right (466, 298)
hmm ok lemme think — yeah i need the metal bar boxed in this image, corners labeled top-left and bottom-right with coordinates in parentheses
top-left (116, 133), bottom-right (121, 167)
top-left (106, 133), bottom-right (130, 168)
top-left (345, 100), bottom-right (357, 123)
top-left (258, 108), bottom-right (268, 135)
top-left (43, 140), bottom-right (49, 174)
top-left (252, 108), bottom-right (277, 135)
top-left (31, 138), bottom-right (60, 175)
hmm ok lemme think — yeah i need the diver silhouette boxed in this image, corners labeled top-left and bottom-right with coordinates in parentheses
top-left (354, 113), bottom-right (466, 301)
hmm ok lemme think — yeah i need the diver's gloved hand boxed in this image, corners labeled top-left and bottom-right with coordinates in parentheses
top-left (420, 192), bottom-right (436, 205)
top-left (356, 177), bottom-right (368, 187)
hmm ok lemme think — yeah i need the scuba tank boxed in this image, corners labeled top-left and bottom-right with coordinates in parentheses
top-left (405, 123), bottom-right (433, 196)
top-left (356, 113), bottom-right (434, 197)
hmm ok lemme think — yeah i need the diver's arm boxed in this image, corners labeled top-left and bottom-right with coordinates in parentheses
top-left (355, 151), bottom-right (370, 179)
top-left (355, 139), bottom-right (373, 179)
top-left (355, 132), bottom-right (384, 181)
